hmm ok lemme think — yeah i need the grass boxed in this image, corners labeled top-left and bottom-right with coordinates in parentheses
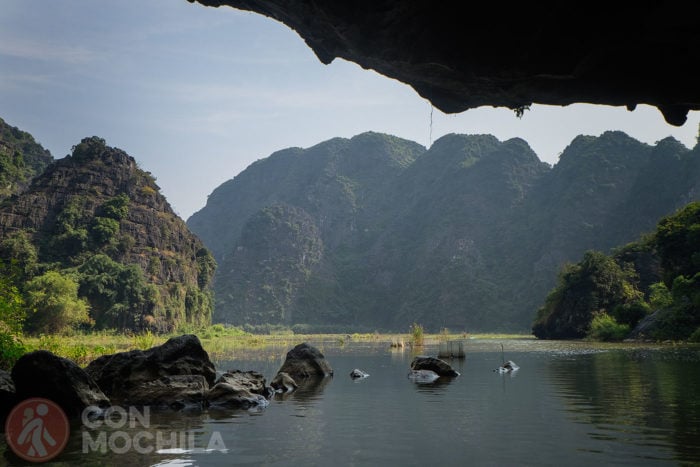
top-left (17, 326), bottom-right (534, 367)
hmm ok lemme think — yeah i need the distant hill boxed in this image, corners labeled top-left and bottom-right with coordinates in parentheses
top-left (0, 118), bottom-right (53, 199)
top-left (0, 135), bottom-right (215, 332)
top-left (189, 130), bottom-right (700, 332)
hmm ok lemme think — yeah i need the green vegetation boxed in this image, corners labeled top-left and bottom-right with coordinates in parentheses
top-left (0, 262), bottom-right (27, 369)
top-left (409, 322), bottom-right (424, 346)
top-left (0, 133), bottom-right (215, 360)
top-left (25, 270), bottom-right (92, 334)
top-left (534, 201), bottom-right (700, 341)
top-left (0, 117), bottom-right (53, 199)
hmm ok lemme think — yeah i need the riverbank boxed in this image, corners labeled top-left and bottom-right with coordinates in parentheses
top-left (18, 327), bottom-right (533, 366)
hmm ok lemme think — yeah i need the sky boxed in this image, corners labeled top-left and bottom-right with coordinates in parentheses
top-left (1, 1), bottom-right (698, 220)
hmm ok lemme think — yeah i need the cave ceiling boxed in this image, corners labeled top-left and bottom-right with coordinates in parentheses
top-left (191, 1), bottom-right (700, 126)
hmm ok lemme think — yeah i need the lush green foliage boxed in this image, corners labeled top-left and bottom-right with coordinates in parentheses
top-left (0, 117), bottom-right (53, 199)
top-left (24, 270), bottom-right (92, 334)
top-left (0, 132), bottom-right (216, 336)
top-left (0, 263), bottom-right (26, 369)
top-left (587, 313), bottom-right (630, 341)
top-left (535, 201), bottom-right (700, 341)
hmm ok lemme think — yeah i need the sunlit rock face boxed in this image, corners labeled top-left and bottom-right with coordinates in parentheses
top-left (190, 0), bottom-right (700, 126)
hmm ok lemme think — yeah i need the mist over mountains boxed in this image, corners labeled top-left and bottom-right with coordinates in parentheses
top-left (188, 130), bottom-right (700, 332)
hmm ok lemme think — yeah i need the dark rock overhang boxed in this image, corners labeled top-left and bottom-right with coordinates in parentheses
top-left (190, 1), bottom-right (700, 126)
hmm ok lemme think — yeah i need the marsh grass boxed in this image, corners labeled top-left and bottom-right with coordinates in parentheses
top-left (19, 326), bottom-right (533, 367)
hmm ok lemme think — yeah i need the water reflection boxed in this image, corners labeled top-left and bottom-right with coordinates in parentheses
top-left (273, 376), bottom-right (331, 402)
top-left (545, 347), bottom-right (700, 463)
top-left (410, 375), bottom-right (456, 394)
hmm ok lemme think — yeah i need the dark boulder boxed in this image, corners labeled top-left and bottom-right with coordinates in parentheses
top-left (410, 356), bottom-right (460, 377)
top-left (11, 350), bottom-right (110, 418)
top-left (119, 375), bottom-right (209, 409)
top-left (276, 343), bottom-right (333, 379)
top-left (1, 369), bottom-right (17, 429)
top-left (84, 334), bottom-right (216, 403)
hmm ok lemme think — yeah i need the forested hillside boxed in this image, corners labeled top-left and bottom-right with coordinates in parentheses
top-left (533, 200), bottom-right (700, 341)
top-left (0, 118), bottom-right (53, 199)
top-left (189, 130), bottom-right (700, 331)
top-left (0, 135), bottom-right (215, 334)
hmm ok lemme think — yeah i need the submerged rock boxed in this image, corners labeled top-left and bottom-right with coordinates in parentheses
top-left (494, 360), bottom-right (520, 373)
top-left (410, 356), bottom-right (460, 377)
top-left (276, 343), bottom-right (333, 379)
top-left (206, 370), bottom-right (271, 409)
top-left (349, 368), bottom-right (369, 379)
top-left (215, 370), bottom-right (271, 396)
top-left (407, 369), bottom-right (440, 383)
top-left (84, 334), bottom-right (216, 404)
top-left (11, 350), bottom-right (110, 418)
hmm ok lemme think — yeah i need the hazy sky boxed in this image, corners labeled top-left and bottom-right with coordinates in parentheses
top-left (1, 1), bottom-right (698, 219)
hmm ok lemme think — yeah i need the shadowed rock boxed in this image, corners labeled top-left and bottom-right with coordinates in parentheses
top-left (410, 356), bottom-right (460, 377)
top-left (0, 369), bottom-right (17, 429)
top-left (120, 375), bottom-right (209, 409)
top-left (276, 343), bottom-right (333, 379)
top-left (11, 350), bottom-right (110, 418)
top-left (84, 334), bottom-right (216, 403)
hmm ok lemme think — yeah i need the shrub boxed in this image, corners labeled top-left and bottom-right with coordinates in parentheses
top-left (410, 322), bottom-right (424, 346)
top-left (0, 331), bottom-right (26, 370)
top-left (587, 313), bottom-right (630, 342)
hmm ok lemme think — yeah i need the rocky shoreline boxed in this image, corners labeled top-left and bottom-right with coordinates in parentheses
top-left (0, 335), bottom-right (335, 427)
top-left (1, 334), bottom-right (461, 430)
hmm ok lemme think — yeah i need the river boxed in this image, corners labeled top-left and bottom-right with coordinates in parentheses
top-left (2, 338), bottom-right (699, 466)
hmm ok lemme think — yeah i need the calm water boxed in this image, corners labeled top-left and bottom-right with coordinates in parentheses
top-left (3, 339), bottom-right (700, 466)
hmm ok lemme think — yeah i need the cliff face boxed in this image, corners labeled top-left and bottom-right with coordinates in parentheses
top-left (0, 117), bottom-right (53, 199)
top-left (0, 136), bottom-right (215, 331)
top-left (189, 131), bottom-right (700, 332)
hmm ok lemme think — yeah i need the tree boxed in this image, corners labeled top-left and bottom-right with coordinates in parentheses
top-left (533, 250), bottom-right (641, 339)
top-left (24, 270), bottom-right (92, 334)
top-left (78, 254), bottom-right (151, 330)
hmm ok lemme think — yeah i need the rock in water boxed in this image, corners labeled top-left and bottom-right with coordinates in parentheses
top-left (407, 369), bottom-right (440, 384)
top-left (276, 343), bottom-right (333, 379)
top-left (120, 375), bottom-right (209, 409)
top-left (84, 334), bottom-right (216, 404)
top-left (11, 350), bottom-right (110, 418)
top-left (494, 360), bottom-right (520, 373)
top-left (349, 368), bottom-right (369, 379)
top-left (270, 372), bottom-right (298, 392)
top-left (410, 356), bottom-right (460, 377)
top-left (207, 371), bottom-right (271, 409)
